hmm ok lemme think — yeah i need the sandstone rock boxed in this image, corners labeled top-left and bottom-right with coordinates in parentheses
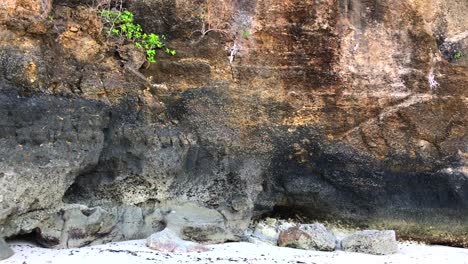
top-left (146, 228), bottom-right (210, 253)
top-left (0, 0), bottom-right (52, 23)
top-left (341, 230), bottom-right (398, 255)
top-left (278, 224), bottom-right (336, 251)
top-left (0, 238), bottom-right (13, 261)
top-left (58, 32), bottom-right (101, 62)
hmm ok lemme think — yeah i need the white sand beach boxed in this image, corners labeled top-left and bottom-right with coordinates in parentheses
top-left (2, 240), bottom-right (468, 264)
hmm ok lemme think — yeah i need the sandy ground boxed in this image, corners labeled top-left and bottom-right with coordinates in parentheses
top-left (1, 239), bottom-right (468, 264)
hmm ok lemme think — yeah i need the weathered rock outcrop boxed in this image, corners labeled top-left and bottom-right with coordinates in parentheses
top-left (0, 0), bottom-right (467, 248)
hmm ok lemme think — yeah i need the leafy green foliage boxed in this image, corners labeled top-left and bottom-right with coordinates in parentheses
top-left (454, 51), bottom-right (464, 60)
top-left (99, 10), bottom-right (176, 63)
top-left (242, 29), bottom-right (249, 40)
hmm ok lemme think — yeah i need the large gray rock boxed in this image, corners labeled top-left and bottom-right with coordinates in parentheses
top-left (146, 228), bottom-right (209, 253)
top-left (278, 224), bottom-right (336, 251)
top-left (341, 230), bottom-right (398, 255)
top-left (0, 237), bottom-right (13, 260)
top-left (163, 201), bottom-right (235, 244)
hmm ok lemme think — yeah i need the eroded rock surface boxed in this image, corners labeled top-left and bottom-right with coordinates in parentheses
top-left (341, 230), bottom-right (398, 255)
top-left (278, 224), bottom-right (336, 251)
top-left (0, 0), bottom-right (467, 248)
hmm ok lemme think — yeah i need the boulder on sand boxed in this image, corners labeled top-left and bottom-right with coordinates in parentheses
top-left (341, 230), bottom-right (398, 255)
top-left (146, 228), bottom-right (210, 253)
top-left (278, 224), bottom-right (336, 251)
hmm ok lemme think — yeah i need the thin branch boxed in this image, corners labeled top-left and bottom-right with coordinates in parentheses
top-left (124, 64), bottom-right (153, 87)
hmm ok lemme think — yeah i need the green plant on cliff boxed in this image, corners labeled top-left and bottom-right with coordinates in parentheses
top-left (242, 29), bottom-right (249, 40)
top-left (454, 51), bottom-right (464, 60)
top-left (99, 9), bottom-right (176, 63)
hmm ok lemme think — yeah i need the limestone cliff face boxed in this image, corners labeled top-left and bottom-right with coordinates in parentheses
top-left (0, 0), bottom-right (467, 247)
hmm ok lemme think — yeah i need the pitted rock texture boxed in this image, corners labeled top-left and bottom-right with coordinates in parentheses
top-left (278, 224), bottom-right (336, 251)
top-left (341, 230), bottom-right (398, 255)
top-left (0, 0), bottom-right (467, 248)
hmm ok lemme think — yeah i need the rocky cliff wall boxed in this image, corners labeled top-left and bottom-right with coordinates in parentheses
top-left (0, 0), bottom-right (467, 247)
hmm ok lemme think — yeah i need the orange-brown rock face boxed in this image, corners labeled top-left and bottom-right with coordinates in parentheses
top-left (146, 0), bottom-right (467, 147)
top-left (0, 0), bottom-right (467, 248)
top-left (0, 0), bottom-right (52, 24)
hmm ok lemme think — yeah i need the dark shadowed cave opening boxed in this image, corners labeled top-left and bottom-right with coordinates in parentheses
top-left (6, 228), bottom-right (50, 248)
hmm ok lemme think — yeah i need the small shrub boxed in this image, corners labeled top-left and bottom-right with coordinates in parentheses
top-left (99, 9), bottom-right (175, 63)
top-left (242, 29), bottom-right (249, 40)
top-left (190, 0), bottom-right (233, 41)
top-left (454, 51), bottom-right (464, 60)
